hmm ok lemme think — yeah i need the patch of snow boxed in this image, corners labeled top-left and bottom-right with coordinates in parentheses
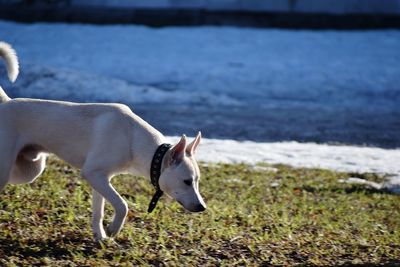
top-left (270, 182), bottom-right (280, 188)
top-left (251, 166), bottom-right (279, 173)
top-left (167, 136), bottom-right (400, 174)
top-left (167, 136), bottom-right (400, 193)
top-left (339, 177), bottom-right (383, 189)
top-left (383, 175), bottom-right (400, 194)
top-left (339, 176), bottom-right (400, 194)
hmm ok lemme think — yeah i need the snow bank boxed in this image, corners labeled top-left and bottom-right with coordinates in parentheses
top-left (168, 137), bottom-right (400, 174)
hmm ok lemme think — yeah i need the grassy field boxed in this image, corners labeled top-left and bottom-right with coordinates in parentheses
top-left (0, 157), bottom-right (399, 266)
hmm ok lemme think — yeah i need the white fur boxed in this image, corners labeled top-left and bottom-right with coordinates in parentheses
top-left (0, 42), bottom-right (206, 241)
top-left (0, 42), bottom-right (19, 83)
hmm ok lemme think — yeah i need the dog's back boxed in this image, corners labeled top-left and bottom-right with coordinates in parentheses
top-left (0, 42), bottom-right (19, 103)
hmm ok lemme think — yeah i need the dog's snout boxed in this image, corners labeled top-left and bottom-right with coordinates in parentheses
top-left (176, 197), bottom-right (206, 212)
top-left (193, 203), bottom-right (206, 212)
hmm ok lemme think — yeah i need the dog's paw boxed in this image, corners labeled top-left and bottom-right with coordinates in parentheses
top-left (106, 224), bottom-right (120, 237)
top-left (94, 232), bottom-right (109, 244)
top-left (95, 237), bottom-right (120, 248)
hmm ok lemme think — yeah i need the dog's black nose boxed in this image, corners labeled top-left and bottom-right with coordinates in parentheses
top-left (193, 203), bottom-right (206, 212)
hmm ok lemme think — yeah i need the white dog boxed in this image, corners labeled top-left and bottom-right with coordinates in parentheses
top-left (0, 42), bottom-right (206, 241)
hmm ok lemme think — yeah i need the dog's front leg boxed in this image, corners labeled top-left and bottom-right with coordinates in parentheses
top-left (82, 170), bottom-right (128, 240)
top-left (92, 189), bottom-right (107, 241)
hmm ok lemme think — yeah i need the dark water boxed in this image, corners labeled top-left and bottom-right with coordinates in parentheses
top-left (134, 103), bottom-right (400, 148)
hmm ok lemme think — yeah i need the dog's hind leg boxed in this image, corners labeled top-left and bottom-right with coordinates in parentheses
top-left (8, 153), bottom-right (47, 184)
top-left (8, 145), bottom-right (47, 184)
top-left (0, 165), bottom-right (9, 193)
top-left (0, 176), bottom-right (7, 193)
top-left (0, 134), bottom-right (16, 192)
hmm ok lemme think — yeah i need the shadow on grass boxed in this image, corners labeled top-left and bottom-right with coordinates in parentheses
top-left (0, 234), bottom-right (96, 259)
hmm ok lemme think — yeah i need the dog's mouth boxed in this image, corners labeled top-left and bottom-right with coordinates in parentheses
top-left (177, 200), bottom-right (185, 207)
top-left (177, 200), bottom-right (206, 213)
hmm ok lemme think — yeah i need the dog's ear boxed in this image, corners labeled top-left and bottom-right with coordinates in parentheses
top-left (169, 135), bottom-right (187, 164)
top-left (186, 131), bottom-right (201, 156)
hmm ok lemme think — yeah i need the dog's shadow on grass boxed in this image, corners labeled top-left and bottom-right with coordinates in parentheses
top-left (0, 234), bottom-right (100, 259)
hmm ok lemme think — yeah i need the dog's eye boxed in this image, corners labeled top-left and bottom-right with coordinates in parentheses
top-left (183, 179), bottom-right (192, 186)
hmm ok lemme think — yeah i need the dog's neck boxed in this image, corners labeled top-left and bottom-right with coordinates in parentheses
top-left (129, 129), bottom-right (167, 179)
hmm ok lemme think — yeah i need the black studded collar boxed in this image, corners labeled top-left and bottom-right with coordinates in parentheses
top-left (147, 143), bottom-right (172, 213)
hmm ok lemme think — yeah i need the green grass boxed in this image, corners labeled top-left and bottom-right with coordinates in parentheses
top-left (0, 157), bottom-right (399, 266)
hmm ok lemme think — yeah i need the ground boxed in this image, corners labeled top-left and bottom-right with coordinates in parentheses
top-left (0, 157), bottom-right (399, 266)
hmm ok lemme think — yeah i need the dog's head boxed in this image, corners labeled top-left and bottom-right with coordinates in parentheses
top-left (159, 132), bottom-right (206, 212)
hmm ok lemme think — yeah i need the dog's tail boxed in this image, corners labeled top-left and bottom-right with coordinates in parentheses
top-left (0, 42), bottom-right (19, 103)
